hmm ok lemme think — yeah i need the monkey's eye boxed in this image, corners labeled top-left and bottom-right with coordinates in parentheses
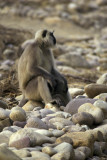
top-left (42, 30), bottom-right (47, 38)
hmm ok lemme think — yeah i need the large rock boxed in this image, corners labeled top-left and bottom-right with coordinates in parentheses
top-left (85, 83), bottom-right (107, 98)
top-left (72, 112), bottom-right (94, 127)
top-left (10, 106), bottom-right (26, 122)
top-left (64, 98), bottom-right (97, 115)
top-left (9, 128), bottom-right (54, 147)
top-left (61, 131), bottom-right (95, 149)
top-left (0, 145), bottom-right (22, 160)
top-left (78, 103), bottom-right (104, 124)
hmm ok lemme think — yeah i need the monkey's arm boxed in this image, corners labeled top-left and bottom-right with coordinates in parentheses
top-left (27, 64), bottom-right (56, 88)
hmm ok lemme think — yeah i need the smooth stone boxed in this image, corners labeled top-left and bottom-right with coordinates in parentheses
top-left (51, 122), bottom-right (64, 130)
top-left (57, 65), bottom-right (80, 76)
top-left (10, 106), bottom-right (26, 122)
top-left (40, 109), bottom-right (54, 118)
top-left (22, 100), bottom-right (44, 111)
top-left (52, 130), bottom-right (65, 137)
top-left (47, 111), bottom-right (71, 119)
top-left (94, 93), bottom-right (107, 101)
top-left (13, 148), bottom-right (31, 158)
top-left (42, 146), bottom-right (57, 156)
top-left (0, 118), bottom-right (11, 131)
top-left (0, 146), bottom-right (22, 160)
top-left (9, 128), bottom-right (54, 147)
top-left (3, 126), bottom-right (21, 132)
top-left (74, 149), bottom-right (85, 160)
top-left (34, 129), bottom-right (53, 137)
top-left (64, 124), bottom-right (89, 132)
top-left (64, 98), bottom-right (97, 115)
top-left (97, 73), bottom-right (107, 85)
top-left (0, 130), bottom-right (13, 145)
top-left (85, 84), bottom-right (107, 98)
top-left (93, 100), bottom-right (107, 118)
top-left (69, 88), bottom-right (84, 98)
top-left (22, 158), bottom-right (35, 160)
top-left (57, 53), bottom-right (90, 68)
top-left (0, 108), bottom-right (10, 119)
top-left (78, 103), bottom-right (104, 124)
top-left (49, 117), bottom-right (73, 126)
top-left (0, 100), bottom-right (8, 109)
top-left (31, 151), bottom-right (51, 160)
top-left (45, 103), bottom-right (60, 112)
top-left (72, 112), bottom-right (94, 127)
top-left (75, 146), bottom-right (91, 159)
top-left (93, 141), bottom-right (102, 156)
top-left (9, 136), bottom-right (31, 149)
top-left (61, 131), bottom-right (95, 149)
top-left (13, 121), bottom-right (26, 128)
top-left (95, 124), bottom-right (107, 141)
top-left (25, 117), bottom-right (48, 129)
top-left (51, 142), bottom-right (75, 160)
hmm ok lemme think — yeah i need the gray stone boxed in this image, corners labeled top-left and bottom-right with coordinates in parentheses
top-left (13, 148), bottom-right (31, 158)
top-left (9, 128), bottom-right (54, 147)
top-left (42, 146), bottom-right (57, 156)
top-left (0, 118), bottom-right (11, 131)
top-left (64, 98), bottom-right (97, 115)
top-left (97, 73), bottom-right (107, 85)
top-left (26, 117), bottom-right (48, 129)
top-left (0, 108), bottom-right (10, 120)
top-left (0, 100), bottom-right (8, 109)
top-left (72, 112), bottom-right (94, 126)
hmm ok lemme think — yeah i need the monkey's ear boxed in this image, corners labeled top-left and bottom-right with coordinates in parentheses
top-left (42, 30), bottom-right (47, 38)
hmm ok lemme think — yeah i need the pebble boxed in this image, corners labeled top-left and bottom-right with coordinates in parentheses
top-left (69, 88), bottom-right (84, 98)
top-left (10, 106), bottom-right (26, 122)
top-left (64, 98), bottom-right (97, 115)
top-left (96, 73), bottom-right (107, 85)
top-left (9, 136), bottom-right (31, 149)
top-left (0, 130), bottom-right (13, 145)
top-left (93, 100), bottom-right (107, 118)
top-left (0, 145), bottom-right (22, 160)
top-left (31, 151), bottom-right (51, 160)
top-left (13, 148), bottom-right (31, 158)
top-left (25, 117), bottom-right (48, 129)
top-left (85, 83), bottom-right (107, 98)
top-left (0, 100), bottom-right (8, 109)
top-left (78, 103), bottom-right (104, 124)
top-left (94, 93), bottom-right (107, 101)
top-left (0, 118), bottom-right (11, 131)
top-left (40, 108), bottom-right (54, 118)
top-left (42, 146), bottom-right (57, 156)
top-left (0, 108), bottom-right (10, 120)
top-left (72, 112), bottom-right (94, 127)
top-left (74, 149), bottom-right (86, 160)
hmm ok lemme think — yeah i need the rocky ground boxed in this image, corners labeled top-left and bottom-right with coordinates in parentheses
top-left (0, 0), bottom-right (107, 160)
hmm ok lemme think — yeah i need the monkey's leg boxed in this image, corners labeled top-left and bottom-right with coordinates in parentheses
top-left (25, 76), bottom-right (53, 104)
top-left (38, 76), bottom-right (53, 104)
top-left (19, 96), bottom-right (28, 107)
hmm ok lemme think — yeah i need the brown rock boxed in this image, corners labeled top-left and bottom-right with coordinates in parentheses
top-left (85, 83), bottom-right (107, 98)
top-left (61, 131), bottom-right (95, 149)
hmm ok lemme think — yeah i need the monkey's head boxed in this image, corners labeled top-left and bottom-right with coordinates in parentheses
top-left (35, 29), bottom-right (56, 48)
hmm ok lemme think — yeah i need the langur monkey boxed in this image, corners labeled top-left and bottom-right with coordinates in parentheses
top-left (18, 29), bottom-right (71, 107)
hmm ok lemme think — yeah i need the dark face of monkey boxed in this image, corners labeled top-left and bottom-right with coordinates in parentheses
top-left (42, 30), bottom-right (56, 47)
